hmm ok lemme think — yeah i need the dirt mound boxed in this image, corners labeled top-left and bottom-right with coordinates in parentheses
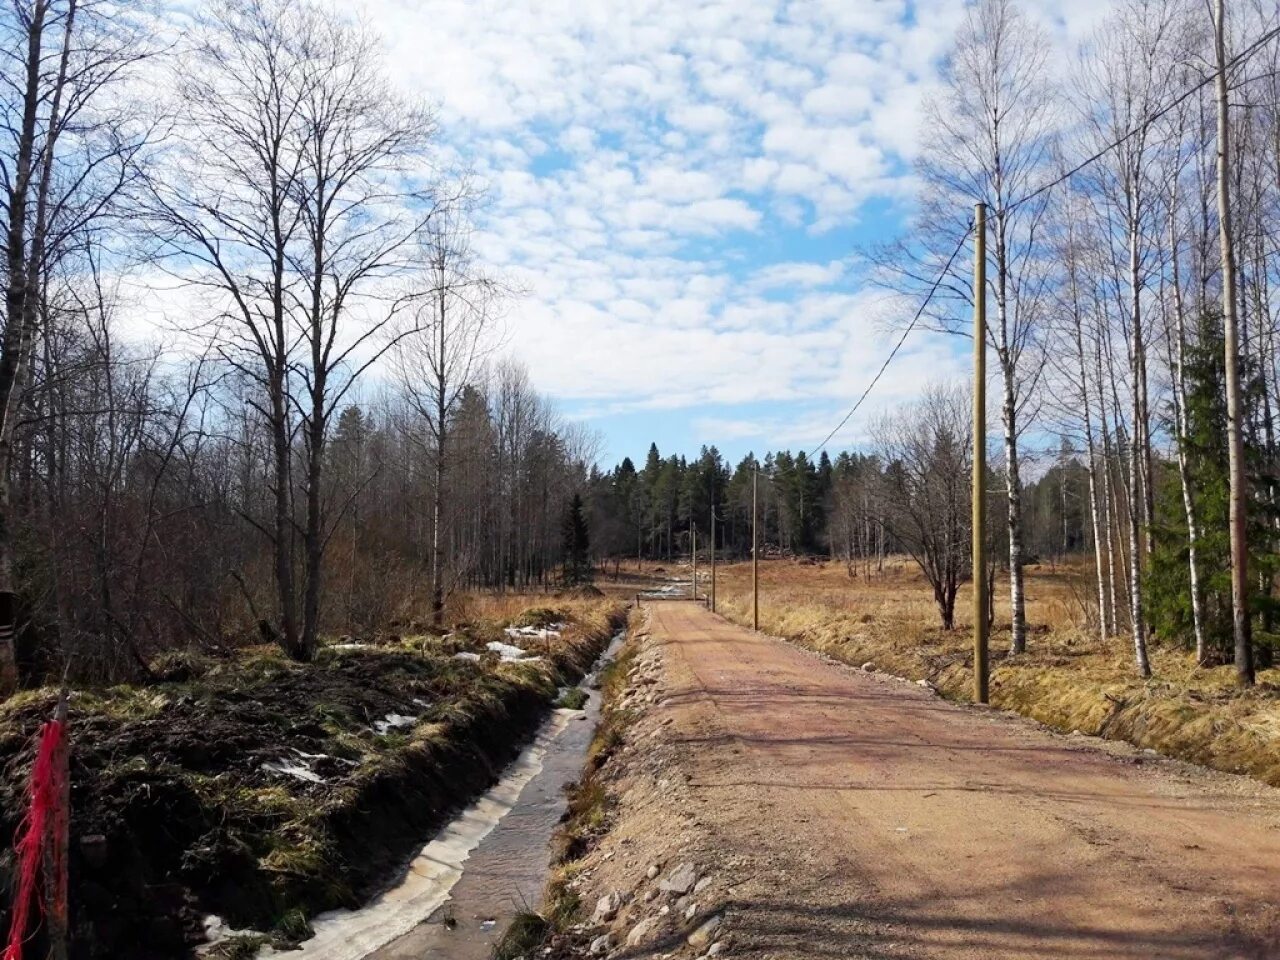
top-left (0, 605), bottom-right (625, 960)
top-left (556, 584), bottom-right (605, 599)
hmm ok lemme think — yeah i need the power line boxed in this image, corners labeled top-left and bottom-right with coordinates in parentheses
top-left (1005, 23), bottom-right (1280, 215)
top-left (806, 221), bottom-right (974, 459)
top-left (768, 24), bottom-right (1280, 465)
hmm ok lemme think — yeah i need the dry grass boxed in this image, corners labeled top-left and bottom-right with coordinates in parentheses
top-left (698, 557), bottom-right (1280, 787)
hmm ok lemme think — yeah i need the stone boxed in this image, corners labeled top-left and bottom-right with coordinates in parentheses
top-left (646, 863), bottom-right (661, 880)
top-left (588, 933), bottom-right (613, 956)
top-left (687, 914), bottom-right (722, 948)
top-left (693, 877), bottom-right (712, 895)
top-left (79, 834), bottom-right (108, 869)
top-left (915, 679), bottom-right (932, 689)
top-left (658, 861), bottom-right (699, 894)
top-left (861, 661), bottom-right (875, 671)
top-left (706, 942), bottom-right (728, 956)
top-left (593, 892), bottom-right (622, 924)
top-left (627, 916), bottom-right (662, 947)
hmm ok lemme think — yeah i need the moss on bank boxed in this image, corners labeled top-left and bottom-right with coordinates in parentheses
top-left (0, 598), bottom-right (625, 960)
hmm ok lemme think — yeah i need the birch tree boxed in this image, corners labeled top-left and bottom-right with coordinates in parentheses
top-left (1073, 0), bottom-right (1190, 677)
top-left (392, 210), bottom-right (498, 628)
top-left (917, 0), bottom-right (1056, 654)
top-left (1214, 0), bottom-right (1254, 685)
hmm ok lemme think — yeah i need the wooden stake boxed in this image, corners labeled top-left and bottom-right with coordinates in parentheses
top-left (752, 466), bottom-right (759, 631)
top-left (973, 202), bottom-right (989, 705)
top-left (710, 504), bottom-right (717, 613)
top-left (45, 690), bottom-right (70, 960)
top-left (691, 525), bottom-right (697, 602)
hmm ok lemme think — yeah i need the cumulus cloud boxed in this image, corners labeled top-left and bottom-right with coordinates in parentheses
top-left (122, 0), bottom-right (1112, 458)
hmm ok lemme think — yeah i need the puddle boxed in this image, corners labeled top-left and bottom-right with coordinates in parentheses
top-left (269, 629), bottom-right (627, 960)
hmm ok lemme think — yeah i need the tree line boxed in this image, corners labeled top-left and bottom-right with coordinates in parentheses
top-left (0, 0), bottom-right (598, 691)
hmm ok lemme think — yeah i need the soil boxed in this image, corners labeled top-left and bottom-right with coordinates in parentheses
top-left (559, 601), bottom-right (1280, 960)
top-left (0, 603), bottom-right (624, 960)
top-left (710, 558), bottom-right (1280, 789)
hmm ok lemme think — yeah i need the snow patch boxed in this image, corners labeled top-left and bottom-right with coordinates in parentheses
top-left (489, 640), bottom-right (547, 662)
top-left (503, 624), bottom-right (563, 641)
top-left (262, 758), bottom-right (324, 784)
top-left (373, 713), bottom-right (418, 735)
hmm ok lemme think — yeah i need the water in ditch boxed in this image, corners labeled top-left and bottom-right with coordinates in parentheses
top-left (267, 628), bottom-right (626, 960)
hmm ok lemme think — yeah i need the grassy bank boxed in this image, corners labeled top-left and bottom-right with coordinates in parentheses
top-left (711, 558), bottom-right (1280, 787)
top-left (0, 595), bottom-right (625, 960)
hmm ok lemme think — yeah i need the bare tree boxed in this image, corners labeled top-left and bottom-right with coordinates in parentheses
top-left (148, 0), bottom-right (439, 660)
top-left (1214, 0), bottom-right (1254, 685)
top-left (1073, 0), bottom-right (1192, 677)
top-left (0, 0), bottom-right (151, 691)
top-left (914, 0), bottom-right (1056, 653)
top-left (392, 210), bottom-right (499, 628)
top-left (874, 384), bottom-right (973, 630)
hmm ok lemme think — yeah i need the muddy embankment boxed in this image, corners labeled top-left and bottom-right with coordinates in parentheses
top-left (0, 599), bottom-right (626, 960)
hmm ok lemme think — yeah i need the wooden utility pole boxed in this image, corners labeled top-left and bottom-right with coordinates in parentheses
top-left (710, 506), bottom-right (717, 613)
top-left (973, 202), bottom-right (989, 704)
top-left (1215, 0), bottom-right (1253, 686)
top-left (752, 467), bottom-right (759, 630)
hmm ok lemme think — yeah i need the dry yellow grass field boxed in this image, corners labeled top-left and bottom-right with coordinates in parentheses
top-left (687, 557), bottom-right (1280, 787)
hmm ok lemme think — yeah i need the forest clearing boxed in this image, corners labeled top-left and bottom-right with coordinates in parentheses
top-left (4, 0), bottom-right (1280, 957)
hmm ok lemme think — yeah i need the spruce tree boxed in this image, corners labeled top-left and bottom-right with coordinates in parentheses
top-left (561, 493), bottom-right (592, 586)
top-left (1148, 312), bottom-right (1278, 664)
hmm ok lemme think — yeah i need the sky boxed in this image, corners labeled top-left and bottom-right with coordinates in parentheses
top-left (147, 0), bottom-right (1116, 468)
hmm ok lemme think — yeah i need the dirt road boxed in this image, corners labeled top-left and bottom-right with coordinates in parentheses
top-left (621, 601), bottom-right (1280, 959)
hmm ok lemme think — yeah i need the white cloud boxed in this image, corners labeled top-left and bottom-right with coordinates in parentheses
top-left (119, 0), bottom-right (1114, 457)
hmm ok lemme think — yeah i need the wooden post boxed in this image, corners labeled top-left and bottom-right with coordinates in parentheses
top-left (1215, 0), bottom-right (1253, 686)
top-left (973, 202), bottom-right (989, 705)
top-left (45, 690), bottom-right (70, 960)
top-left (752, 466), bottom-right (760, 631)
top-left (710, 505), bottom-right (717, 613)
top-left (691, 525), bottom-right (697, 602)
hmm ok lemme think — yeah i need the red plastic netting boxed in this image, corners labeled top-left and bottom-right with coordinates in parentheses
top-left (3, 715), bottom-right (68, 960)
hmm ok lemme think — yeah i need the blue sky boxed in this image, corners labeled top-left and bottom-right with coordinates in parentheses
top-left (366, 0), bottom-right (1110, 466)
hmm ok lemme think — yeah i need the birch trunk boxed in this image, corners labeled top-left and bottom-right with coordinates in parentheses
top-left (1167, 202), bottom-right (1208, 663)
top-left (995, 210), bottom-right (1027, 654)
top-left (1071, 274), bottom-right (1108, 645)
top-left (431, 283), bottom-right (448, 628)
top-left (1215, 0), bottom-right (1254, 685)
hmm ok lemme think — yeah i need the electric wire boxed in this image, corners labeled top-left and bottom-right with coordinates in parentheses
top-left (806, 221), bottom-right (974, 459)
